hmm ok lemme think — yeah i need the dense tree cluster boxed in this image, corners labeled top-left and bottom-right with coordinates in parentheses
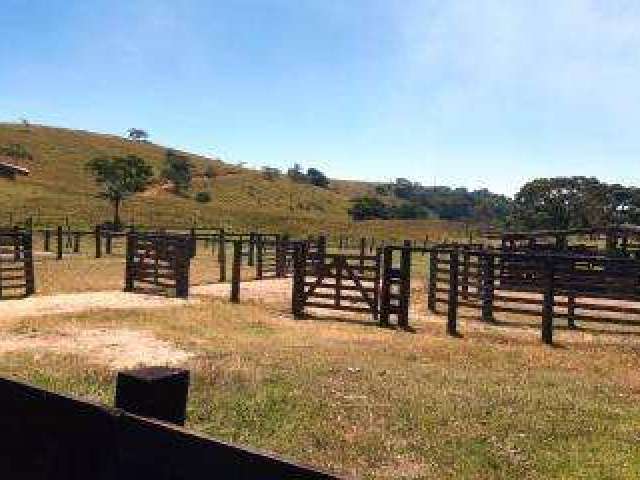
top-left (287, 163), bottom-right (330, 188)
top-left (0, 143), bottom-right (32, 161)
top-left (126, 128), bottom-right (149, 142)
top-left (161, 149), bottom-right (193, 195)
top-left (509, 177), bottom-right (640, 230)
top-left (349, 178), bottom-right (510, 223)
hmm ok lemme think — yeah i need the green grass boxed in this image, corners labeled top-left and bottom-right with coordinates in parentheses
top-left (0, 122), bottom-right (468, 241)
top-left (1, 294), bottom-right (640, 479)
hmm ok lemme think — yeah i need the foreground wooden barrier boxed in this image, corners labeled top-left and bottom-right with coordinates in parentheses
top-left (0, 376), bottom-right (342, 480)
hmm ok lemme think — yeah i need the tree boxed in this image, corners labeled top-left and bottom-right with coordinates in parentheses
top-left (287, 163), bottom-right (306, 183)
top-left (126, 128), bottom-right (149, 142)
top-left (509, 177), bottom-right (640, 230)
top-left (348, 196), bottom-right (390, 221)
top-left (195, 191), bottom-right (212, 203)
top-left (162, 149), bottom-right (193, 195)
top-left (0, 143), bottom-right (32, 161)
top-left (86, 155), bottom-right (153, 227)
top-left (262, 166), bottom-right (281, 180)
top-left (306, 167), bottom-right (330, 188)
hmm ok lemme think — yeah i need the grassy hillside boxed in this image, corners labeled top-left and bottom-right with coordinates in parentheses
top-left (0, 123), bottom-right (467, 240)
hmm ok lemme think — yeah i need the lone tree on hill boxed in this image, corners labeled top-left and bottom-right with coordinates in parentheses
top-left (126, 128), bottom-right (149, 142)
top-left (86, 155), bottom-right (154, 228)
top-left (306, 167), bottom-right (329, 188)
top-left (161, 149), bottom-right (193, 195)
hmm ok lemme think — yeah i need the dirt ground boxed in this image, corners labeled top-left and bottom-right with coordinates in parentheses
top-left (2, 276), bottom-right (640, 371)
top-left (0, 327), bottom-right (194, 369)
top-left (0, 291), bottom-right (197, 319)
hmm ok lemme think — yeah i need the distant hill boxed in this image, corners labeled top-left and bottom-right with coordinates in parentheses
top-left (0, 123), bottom-right (469, 240)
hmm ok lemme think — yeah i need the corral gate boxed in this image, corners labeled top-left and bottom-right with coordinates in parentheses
top-left (0, 229), bottom-right (35, 299)
top-left (379, 246), bottom-right (411, 328)
top-left (125, 233), bottom-right (191, 298)
top-left (292, 245), bottom-right (381, 320)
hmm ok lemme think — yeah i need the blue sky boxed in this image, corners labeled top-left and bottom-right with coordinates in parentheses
top-left (2, 0), bottom-right (640, 196)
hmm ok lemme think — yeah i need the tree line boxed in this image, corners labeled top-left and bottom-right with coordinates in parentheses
top-left (349, 179), bottom-right (510, 224)
top-left (349, 176), bottom-right (640, 230)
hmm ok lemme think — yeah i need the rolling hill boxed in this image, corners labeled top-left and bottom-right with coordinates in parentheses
top-left (0, 123), bottom-right (466, 240)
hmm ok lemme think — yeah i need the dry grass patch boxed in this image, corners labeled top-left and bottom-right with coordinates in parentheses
top-left (1, 290), bottom-right (640, 478)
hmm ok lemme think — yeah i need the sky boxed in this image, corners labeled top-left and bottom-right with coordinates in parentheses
top-left (2, 0), bottom-right (640, 196)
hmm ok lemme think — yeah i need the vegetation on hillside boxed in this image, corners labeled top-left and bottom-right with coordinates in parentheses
top-left (5, 123), bottom-right (639, 240)
top-left (508, 177), bottom-right (640, 230)
top-left (0, 123), bottom-right (468, 241)
top-left (161, 149), bottom-right (194, 196)
top-left (86, 155), bottom-right (154, 227)
top-left (349, 178), bottom-right (511, 225)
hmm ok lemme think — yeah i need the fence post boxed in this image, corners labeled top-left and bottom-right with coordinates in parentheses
top-left (56, 225), bottom-right (63, 260)
top-left (567, 292), bottom-right (576, 329)
top-left (542, 257), bottom-right (555, 345)
top-left (462, 250), bottom-right (470, 300)
top-left (427, 250), bottom-right (437, 312)
top-left (95, 225), bottom-right (102, 258)
top-left (318, 235), bottom-right (327, 257)
top-left (248, 232), bottom-right (256, 267)
top-left (24, 232), bottom-right (35, 295)
top-left (482, 253), bottom-right (495, 322)
top-left (190, 228), bottom-right (197, 257)
top-left (447, 250), bottom-right (459, 336)
top-left (115, 367), bottom-right (190, 426)
top-left (275, 235), bottom-right (285, 278)
top-left (218, 228), bottom-right (226, 282)
top-left (292, 242), bottom-right (306, 319)
top-left (73, 232), bottom-right (80, 253)
top-left (256, 235), bottom-right (263, 280)
top-left (399, 244), bottom-right (411, 328)
top-left (106, 231), bottom-right (112, 255)
top-left (44, 229), bottom-right (51, 252)
top-left (12, 225), bottom-right (20, 261)
top-left (175, 239), bottom-right (190, 299)
top-left (124, 233), bottom-right (136, 292)
top-left (231, 241), bottom-right (241, 303)
top-left (379, 246), bottom-right (392, 327)
top-left (359, 237), bottom-right (366, 270)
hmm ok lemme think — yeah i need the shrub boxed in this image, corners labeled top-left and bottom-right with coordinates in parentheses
top-left (348, 196), bottom-right (390, 221)
top-left (162, 149), bottom-right (193, 195)
top-left (262, 166), bottom-right (281, 180)
top-left (195, 191), bottom-right (212, 203)
top-left (307, 168), bottom-right (330, 188)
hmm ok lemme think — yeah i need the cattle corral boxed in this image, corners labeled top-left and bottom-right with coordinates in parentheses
top-left (3, 223), bottom-right (640, 478)
top-left (4, 223), bottom-right (640, 343)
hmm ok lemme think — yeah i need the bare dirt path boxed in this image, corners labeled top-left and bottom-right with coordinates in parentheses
top-left (0, 291), bottom-right (197, 320)
top-left (0, 327), bottom-right (194, 369)
top-left (192, 278), bottom-right (292, 303)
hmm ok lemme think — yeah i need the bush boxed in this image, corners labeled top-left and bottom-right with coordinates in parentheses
top-left (306, 168), bottom-right (329, 188)
top-left (348, 196), bottom-right (390, 221)
top-left (262, 166), bottom-right (281, 180)
top-left (162, 149), bottom-right (193, 195)
top-left (195, 191), bottom-right (212, 203)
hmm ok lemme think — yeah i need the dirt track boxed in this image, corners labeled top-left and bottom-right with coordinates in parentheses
top-left (0, 291), bottom-right (196, 320)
